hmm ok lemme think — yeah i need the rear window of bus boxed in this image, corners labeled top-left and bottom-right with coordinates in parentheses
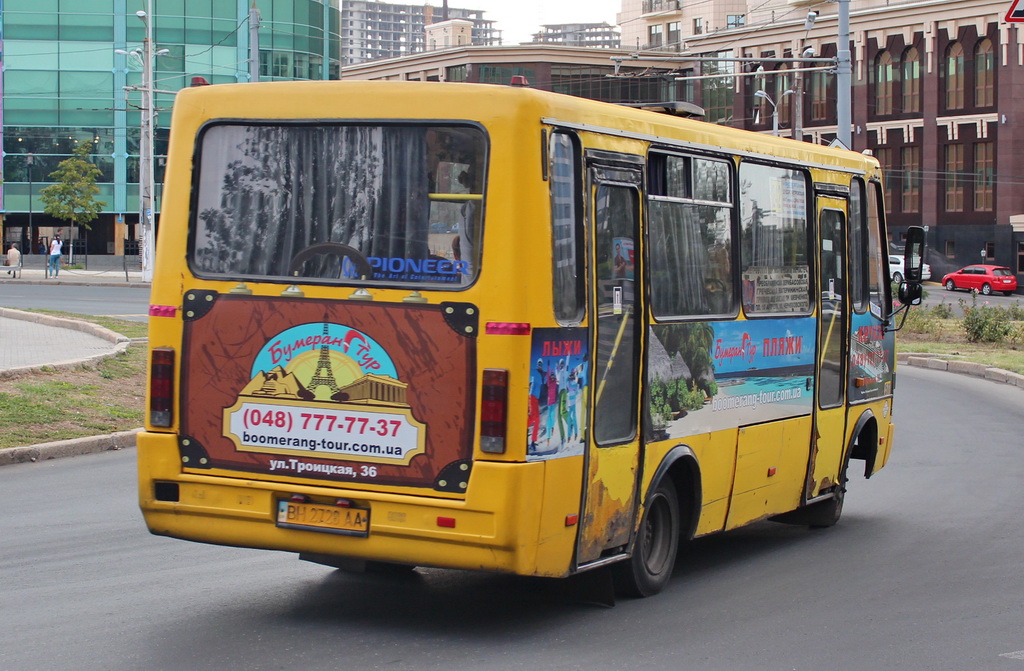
top-left (190, 122), bottom-right (487, 288)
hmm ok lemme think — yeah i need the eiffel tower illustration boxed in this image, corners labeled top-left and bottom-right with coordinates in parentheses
top-left (307, 322), bottom-right (340, 396)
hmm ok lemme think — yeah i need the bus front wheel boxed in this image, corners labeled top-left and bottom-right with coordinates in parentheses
top-left (613, 479), bottom-right (679, 598)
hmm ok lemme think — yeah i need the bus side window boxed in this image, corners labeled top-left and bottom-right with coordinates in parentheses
top-left (550, 132), bottom-right (584, 323)
top-left (647, 153), bottom-right (734, 318)
top-left (865, 181), bottom-right (888, 316)
top-left (738, 163), bottom-right (812, 315)
top-left (849, 178), bottom-right (868, 313)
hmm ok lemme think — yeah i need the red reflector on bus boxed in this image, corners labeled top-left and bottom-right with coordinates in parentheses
top-left (149, 305), bottom-right (177, 317)
top-left (480, 369), bottom-right (509, 454)
top-left (149, 347), bottom-right (175, 427)
top-left (565, 514), bottom-right (579, 527)
top-left (485, 322), bottom-right (531, 335)
top-left (437, 516), bottom-right (456, 528)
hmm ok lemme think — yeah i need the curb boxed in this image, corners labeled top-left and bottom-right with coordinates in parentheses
top-left (6, 280), bottom-right (152, 289)
top-left (898, 352), bottom-right (1024, 389)
top-left (0, 429), bottom-right (142, 466)
top-left (0, 307), bottom-right (134, 378)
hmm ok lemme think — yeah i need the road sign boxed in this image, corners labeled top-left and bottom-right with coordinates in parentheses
top-left (1007, 0), bottom-right (1024, 22)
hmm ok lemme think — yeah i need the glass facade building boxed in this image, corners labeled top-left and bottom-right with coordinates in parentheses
top-left (1, 0), bottom-right (342, 255)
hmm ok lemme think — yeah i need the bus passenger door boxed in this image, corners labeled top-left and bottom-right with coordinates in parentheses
top-left (810, 202), bottom-right (849, 497)
top-left (576, 165), bottom-right (644, 566)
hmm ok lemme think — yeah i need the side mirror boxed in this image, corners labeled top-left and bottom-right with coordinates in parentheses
top-left (898, 281), bottom-right (922, 305)
top-left (903, 226), bottom-right (925, 285)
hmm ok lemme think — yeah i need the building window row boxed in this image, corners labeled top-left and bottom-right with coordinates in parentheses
top-left (875, 141), bottom-right (994, 216)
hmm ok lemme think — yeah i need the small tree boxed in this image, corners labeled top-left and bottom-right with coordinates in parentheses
top-left (39, 142), bottom-right (107, 238)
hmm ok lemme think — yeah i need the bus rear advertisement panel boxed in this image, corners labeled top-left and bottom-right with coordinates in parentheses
top-left (179, 294), bottom-right (475, 490)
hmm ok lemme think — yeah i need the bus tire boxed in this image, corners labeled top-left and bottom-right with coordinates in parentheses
top-left (613, 478), bottom-right (679, 598)
top-left (806, 484), bottom-right (845, 529)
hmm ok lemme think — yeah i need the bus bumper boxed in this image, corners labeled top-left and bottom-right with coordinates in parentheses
top-left (136, 432), bottom-right (580, 578)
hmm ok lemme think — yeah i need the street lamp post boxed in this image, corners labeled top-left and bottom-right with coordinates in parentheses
top-left (139, 5), bottom-right (156, 283)
top-left (26, 153), bottom-right (34, 255)
top-left (754, 89), bottom-right (794, 136)
top-left (836, 0), bottom-right (852, 149)
top-left (117, 4), bottom-right (158, 282)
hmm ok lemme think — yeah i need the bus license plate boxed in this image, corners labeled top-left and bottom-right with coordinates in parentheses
top-left (276, 500), bottom-right (370, 537)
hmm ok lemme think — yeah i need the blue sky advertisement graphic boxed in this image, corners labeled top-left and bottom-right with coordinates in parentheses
top-left (652, 318), bottom-right (816, 439)
top-left (711, 318), bottom-right (816, 377)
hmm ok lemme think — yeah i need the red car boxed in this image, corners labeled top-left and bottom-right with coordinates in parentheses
top-left (941, 264), bottom-right (1018, 296)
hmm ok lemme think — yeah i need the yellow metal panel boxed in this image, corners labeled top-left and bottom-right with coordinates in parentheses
top-left (726, 417), bottom-right (811, 529)
top-left (577, 443), bottom-right (639, 564)
top-left (641, 430), bottom-right (738, 538)
top-left (533, 455), bottom-right (585, 576)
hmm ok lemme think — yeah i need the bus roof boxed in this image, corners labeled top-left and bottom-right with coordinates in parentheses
top-left (172, 80), bottom-right (879, 176)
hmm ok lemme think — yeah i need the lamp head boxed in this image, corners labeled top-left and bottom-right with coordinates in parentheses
top-left (802, 46), bottom-right (816, 58)
top-left (754, 90), bottom-right (768, 100)
top-left (804, 11), bottom-right (817, 31)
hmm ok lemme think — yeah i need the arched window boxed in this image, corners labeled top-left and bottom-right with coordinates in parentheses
top-left (901, 47), bottom-right (921, 113)
top-left (944, 42), bottom-right (964, 110)
top-left (874, 50), bottom-right (894, 115)
top-left (975, 38), bottom-right (994, 107)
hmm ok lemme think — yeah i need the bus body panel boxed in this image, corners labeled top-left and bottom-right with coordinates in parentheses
top-left (724, 416), bottom-right (812, 530)
top-left (139, 81), bottom-right (898, 588)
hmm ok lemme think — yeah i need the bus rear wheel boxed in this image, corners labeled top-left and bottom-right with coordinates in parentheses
top-left (613, 479), bottom-right (679, 598)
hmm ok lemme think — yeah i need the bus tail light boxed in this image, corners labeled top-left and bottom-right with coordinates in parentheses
top-left (150, 347), bottom-right (175, 427)
top-left (480, 369), bottom-right (508, 454)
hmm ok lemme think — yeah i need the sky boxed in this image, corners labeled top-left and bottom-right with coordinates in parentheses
top-left (451, 0), bottom-right (623, 45)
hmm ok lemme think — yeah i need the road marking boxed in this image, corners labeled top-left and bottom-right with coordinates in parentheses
top-left (1000, 650), bottom-right (1024, 661)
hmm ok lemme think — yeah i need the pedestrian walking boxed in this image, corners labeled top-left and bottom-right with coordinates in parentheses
top-left (5, 242), bottom-right (21, 276)
top-left (47, 234), bottom-right (63, 278)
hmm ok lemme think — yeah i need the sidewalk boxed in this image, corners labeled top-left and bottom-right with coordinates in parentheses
top-left (2, 264), bottom-right (149, 287)
top-left (0, 307), bottom-right (132, 374)
top-left (0, 301), bottom-right (143, 466)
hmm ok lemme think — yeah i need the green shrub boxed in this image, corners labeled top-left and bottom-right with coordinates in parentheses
top-left (903, 307), bottom-right (944, 337)
top-left (930, 302), bottom-right (955, 320)
top-left (1006, 302), bottom-right (1024, 321)
top-left (1008, 324), bottom-right (1024, 347)
top-left (959, 297), bottom-right (1013, 343)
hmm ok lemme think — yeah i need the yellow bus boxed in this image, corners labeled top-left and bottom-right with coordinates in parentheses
top-left (139, 81), bottom-right (922, 597)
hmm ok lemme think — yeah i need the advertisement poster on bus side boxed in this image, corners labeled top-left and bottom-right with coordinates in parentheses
top-left (526, 328), bottom-right (588, 461)
top-left (848, 311), bottom-right (894, 402)
top-left (647, 318), bottom-right (816, 440)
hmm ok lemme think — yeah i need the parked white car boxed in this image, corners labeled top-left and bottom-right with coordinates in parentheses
top-left (889, 254), bottom-right (931, 283)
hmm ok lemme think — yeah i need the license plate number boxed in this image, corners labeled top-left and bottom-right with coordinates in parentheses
top-left (276, 500), bottom-right (369, 537)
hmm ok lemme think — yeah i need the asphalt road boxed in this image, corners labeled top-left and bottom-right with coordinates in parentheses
top-left (918, 282), bottom-right (1022, 313)
top-left (0, 284), bottom-right (151, 321)
top-left (1, 366), bottom-right (1023, 671)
